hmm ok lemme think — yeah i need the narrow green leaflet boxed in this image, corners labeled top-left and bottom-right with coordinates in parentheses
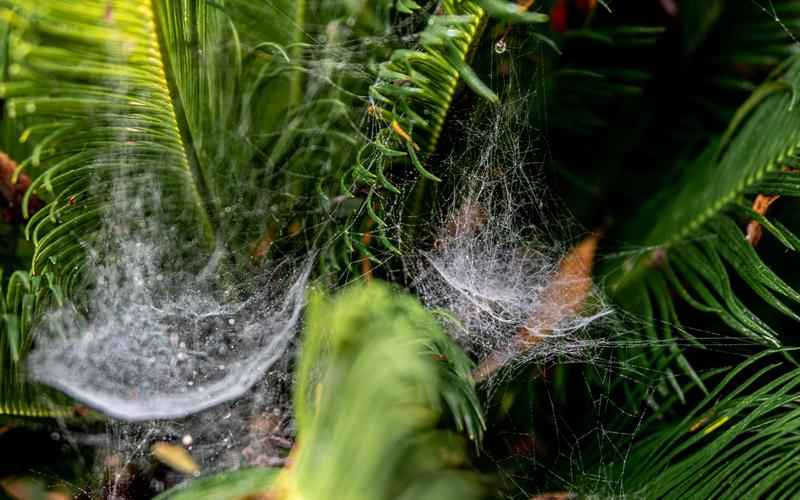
top-left (607, 351), bottom-right (800, 499)
top-left (609, 55), bottom-right (800, 351)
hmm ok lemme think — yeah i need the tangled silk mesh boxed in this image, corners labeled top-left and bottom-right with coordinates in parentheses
top-left (411, 95), bottom-right (613, 381)
top-left (26, 183), bottom-right (307, 489)
top-left (18, 9), bottom-right (425, 488)
top-left (16, 6), bottom-right (644, 494)
top-left (27, 182), bottom-right (311, 422)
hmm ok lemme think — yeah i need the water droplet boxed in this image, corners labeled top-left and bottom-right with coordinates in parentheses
top-left (494, 39), bottom-right (507, 54)
top-left (228, 318), bottom-right (236, 326)
top-left (150, 479), bottom-right (164, 493)
top-left (181, 434), bottom-right (193, 446)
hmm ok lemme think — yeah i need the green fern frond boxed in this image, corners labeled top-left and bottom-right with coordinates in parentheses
top-left (0, 269), bottom-right (72, 417)
top-left (601, 350), bottom-right (800, 498)
top-left (0, 0), bottom-right (309, 413)
top-left (606, 55), bottom-right (800, 398)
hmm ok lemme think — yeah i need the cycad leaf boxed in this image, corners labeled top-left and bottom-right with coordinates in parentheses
top-left (3, 0), bottom-right (308, 272)
top-left (3, 0), bottom-right (217, 276)
top-left (0, 0), bottom-right (307, 414)
top-left (359, 0), bottom-right (548, 262)
top-left (0, 270), bottom-right (72, 417)
top-left (607, 351), bottom-right (800, 498)
top-left (370, 0), bottom-right (548, 157)
top-left (610, 55), bottom-right (800, 351)
top-left (291, 283), bottom-right (485, 500)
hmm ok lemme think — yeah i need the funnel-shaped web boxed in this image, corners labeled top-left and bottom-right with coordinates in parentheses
top-left (27, 217), bottom-right (311, 421)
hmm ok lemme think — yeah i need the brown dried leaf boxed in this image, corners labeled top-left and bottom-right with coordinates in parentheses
top-left (746, 194), bottom-right (780, 247)
top-left (519, 231), bottom-right (599, 343)
top-left (150, 442), bottom-right (200, 476)
top-left (474, 232), bottom-right (600, 381)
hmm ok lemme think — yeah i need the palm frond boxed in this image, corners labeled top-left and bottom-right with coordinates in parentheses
top-left (606, 54), bottom-right (800, 398)
top-left (369, 0), bottom-right (547, 158)
top-left (596, 350), bottom-right (800, 498)
top-left (0, 0), bottom-right (309, 412)
top-left (0, 269), bottom-right (72, 417)
top-left (348, 0), bottom-right (548, 266)
top-left (3, 0), bottom-right (217, 272)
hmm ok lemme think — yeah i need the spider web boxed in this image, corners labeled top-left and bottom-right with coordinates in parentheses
top-left (15, 1), bottom-right (776, 497)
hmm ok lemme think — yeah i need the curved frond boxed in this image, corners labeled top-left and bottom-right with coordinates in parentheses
top-left (351, 0), bottom-right (548, 265)
top-left (0, 269), bottom-right (71, 417)
top-left (0, 0), bottom-right (309, 412)
top-left (603, 55), bottom-right (800, 405)
top-left (3, 0), bottom-right (217, 274)
top-left (609, 55), bottom-right (800, 346)
top-left (603, 351), bottom-right (800, 498)
top-left (369, 0), bottom-right (548, 158)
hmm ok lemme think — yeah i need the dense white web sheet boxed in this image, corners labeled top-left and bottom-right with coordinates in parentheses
top-left (27, 188), bottom-right (311, 421)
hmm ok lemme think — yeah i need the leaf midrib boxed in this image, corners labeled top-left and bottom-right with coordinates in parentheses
top-left (146, 0), bottom-right (215, 244)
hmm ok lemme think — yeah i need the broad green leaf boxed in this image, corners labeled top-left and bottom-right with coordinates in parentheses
top-left (293, 283), bottom-right (485, 500)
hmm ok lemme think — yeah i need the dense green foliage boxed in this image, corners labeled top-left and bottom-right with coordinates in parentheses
top-left (3, 0), bottom-right (800, 499)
